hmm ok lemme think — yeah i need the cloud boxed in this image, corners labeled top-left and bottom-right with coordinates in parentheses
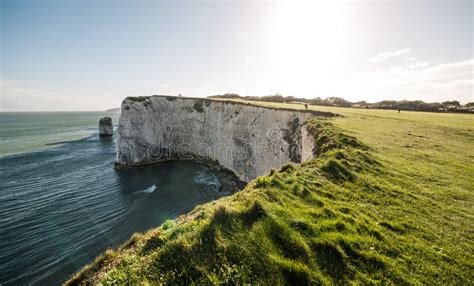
top-left (369, 48), bottom-right (411, 63)
top-left (338, 59), bottom-right (474, 103)
top-left (403, 57), bottom-right (430, 69)
top-left (136, 80), bottom-right (150, 85)
top-left (136, 80), bottom-right (169, 89)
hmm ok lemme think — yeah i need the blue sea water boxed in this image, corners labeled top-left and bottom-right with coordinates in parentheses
top-left (0, 112), bottom-right (239, 285)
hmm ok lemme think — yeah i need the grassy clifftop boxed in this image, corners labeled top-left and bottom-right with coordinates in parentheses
top-left (67, 105), bottom-right (473, 285)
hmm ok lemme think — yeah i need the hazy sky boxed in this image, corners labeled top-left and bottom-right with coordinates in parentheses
top-left (1, 0), bottom-right (473, 111)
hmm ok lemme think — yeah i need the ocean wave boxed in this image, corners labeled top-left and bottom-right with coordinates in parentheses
top-left (192, 170), bottom-right (221, 192)
top-left (140, 185), bottom-right (156, 193)
top-left (0, 130), bottom-right (95, 158)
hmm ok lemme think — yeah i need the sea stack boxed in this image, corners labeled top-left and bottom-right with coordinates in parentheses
top-left (99, 117), bottom-right (113, 137)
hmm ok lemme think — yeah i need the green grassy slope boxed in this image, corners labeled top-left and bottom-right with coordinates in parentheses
top-left (66, 103), bottom-right (474, 285)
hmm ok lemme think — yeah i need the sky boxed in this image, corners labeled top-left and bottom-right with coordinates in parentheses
top-left (0, 0), bottom-right (473, 111)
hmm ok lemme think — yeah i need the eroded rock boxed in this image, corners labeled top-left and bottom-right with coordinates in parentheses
top-left (99, 117), bottom-right (113, 137)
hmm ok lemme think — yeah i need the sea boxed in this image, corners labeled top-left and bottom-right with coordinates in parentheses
top-left (0, 112), bottom-right (239, 285)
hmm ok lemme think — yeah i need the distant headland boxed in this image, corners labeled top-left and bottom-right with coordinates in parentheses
top-left (105, 107), bottom-right (121, 112)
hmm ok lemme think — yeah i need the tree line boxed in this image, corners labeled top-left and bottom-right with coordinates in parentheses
top-left (208, 93), bottom-right (474, 113)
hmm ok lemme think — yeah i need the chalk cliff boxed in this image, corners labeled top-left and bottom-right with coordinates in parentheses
top-left (115, 95), bottom-right (334, 182)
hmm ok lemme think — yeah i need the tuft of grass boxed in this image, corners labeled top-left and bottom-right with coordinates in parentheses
top-left (321, 158), bottom-right (355, 182)
top-left (162, 219), bottom-right (176, 231)
top-left (311, 240), bottom-right (351, 280)
top-left (141, 233), bottom-right (165, 254)
top-left (241, 201), bottom-right (267, 227)
top-left (279, 163), bottom-right (295, 173)
top-left (255, 176), bottom-right (271, 188)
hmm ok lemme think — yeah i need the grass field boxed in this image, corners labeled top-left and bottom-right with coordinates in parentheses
top-left (67, 101), bottom-right (474, 285)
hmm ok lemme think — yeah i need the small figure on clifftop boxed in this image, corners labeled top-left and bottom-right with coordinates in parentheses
top-left (304, 103), bottom-right (308, 110)
top-left (99, 117), bottom-right (113, 137)
top-left (398, 109), bottom-right (401, 114)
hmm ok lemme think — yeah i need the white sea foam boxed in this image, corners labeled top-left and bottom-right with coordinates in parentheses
top-left (140, 185), bottom-right (156, 193)
top-left (193, 170), bottom-right (221, 191)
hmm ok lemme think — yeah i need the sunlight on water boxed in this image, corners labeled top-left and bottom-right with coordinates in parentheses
top-left (0, 112), bottom-right (120, 157)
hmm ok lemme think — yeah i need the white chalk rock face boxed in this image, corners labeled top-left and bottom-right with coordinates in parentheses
top-left (116, 96), bottom-right (332, 182)
top-left (99, 117), bottom-right (113, 137)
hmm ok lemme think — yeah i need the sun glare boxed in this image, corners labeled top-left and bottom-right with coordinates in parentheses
top-left (265, 1), bottom-right (350, 96)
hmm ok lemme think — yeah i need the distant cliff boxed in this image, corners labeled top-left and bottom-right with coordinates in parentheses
top-left (106, 107), bottom-right (121, 112)
top-left (115, 95), bottom-right (335, 181)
